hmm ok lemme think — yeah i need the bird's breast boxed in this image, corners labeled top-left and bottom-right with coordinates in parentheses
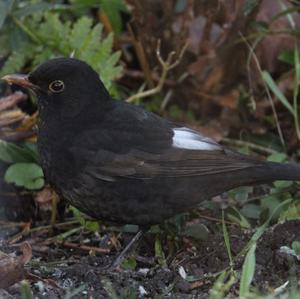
top-left (37, 118), bottom-right (79, 187)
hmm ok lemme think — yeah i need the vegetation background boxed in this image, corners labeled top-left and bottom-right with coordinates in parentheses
top-left (0, 0), bottom-right (300, 298)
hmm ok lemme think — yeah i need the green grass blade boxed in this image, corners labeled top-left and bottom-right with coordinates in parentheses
top-left (222, 210), bottom-right (234, 268)
top-left (293, 45), bottom-right (300, 139)
top-left (262, 71), bottom-right (294, 115)
top-left (239, 243), bottom-right (256, 297)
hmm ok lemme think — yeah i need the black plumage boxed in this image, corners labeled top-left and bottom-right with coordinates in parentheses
top-left (3, 58), bottom-right (300, 225)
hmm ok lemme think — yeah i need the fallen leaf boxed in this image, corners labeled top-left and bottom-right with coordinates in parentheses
top-left (34, 187), bottom-right (54, 204)
top-left (0, 242), bottom-right (32, 289)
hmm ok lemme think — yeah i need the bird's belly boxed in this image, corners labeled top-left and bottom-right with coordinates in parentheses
top-left (56, 176), bottom-right (208, 226)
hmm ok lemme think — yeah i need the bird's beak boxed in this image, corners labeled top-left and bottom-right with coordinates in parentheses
top-left (1, 74), bottom-right (37, 90)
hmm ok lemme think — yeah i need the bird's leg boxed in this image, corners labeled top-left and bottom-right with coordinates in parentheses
top-left (107, 229), bottom-right (145, 270)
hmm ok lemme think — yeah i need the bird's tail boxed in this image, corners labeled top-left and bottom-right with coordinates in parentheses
top-left (255, 161), bottom-right (300, 183)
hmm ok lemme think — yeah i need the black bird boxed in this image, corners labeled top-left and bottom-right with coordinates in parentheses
top-left (2, 58), bottom-right (300, 226)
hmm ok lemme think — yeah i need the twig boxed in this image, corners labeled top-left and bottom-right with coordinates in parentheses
top-left (96, 9), bottom-right (120, 49)
top-left (123, 69), bottom-right (175, 87)
top-left (222, 137), bottom-right (278, 155)
top-left (12, 17), bottom-right (42, 44)
top-left (160, 72), bottom-right (189, 112)
top-left (239, 31), bottom-right (286, 148)
top-left (0, 221), bottom-right (27, 228)
top-left (126, 40), bottom-right (188, 103)
top-left (50, 192), bottom-right (59, 225)
top-left (42, 226), bottom-right (83, 245)
top-left (128, 24), bottom-right (154, 88)
top-left (195, 212), bottom-right (237, 226)
top-left (61, 242), bottom-right (110, 254)
top-left (7, 220), bottom-right (80, 244)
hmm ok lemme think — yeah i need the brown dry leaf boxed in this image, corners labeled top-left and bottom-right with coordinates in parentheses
top-left (188, 15), bottom-right (223, 55)
top-left (16, 111), bottom-right (38, 132)
top-left (216, 90), bottom-right (239, 109)
top-left (0, 110), bottom-right (25, 127)
top-left (277, 72), bottom-right (295, 97)
top-left (190, 280), bottom-right (205, 290)
top-left (0, 92), bottom-right (27, 112)
top-left (20, 242), bottom-right (32, 265)
top-left (0, 92), bottom-right (33, 142)
top-left (0, 242), bottom-right (32, 289)
top-left (34, 187), bottom-right (54, 205)
top-left (196, 125), bottom-right (224, 142)
top-left (255, 0), bottom-right (300, 73)
top-left (34, 187), bottom-right (57, 213)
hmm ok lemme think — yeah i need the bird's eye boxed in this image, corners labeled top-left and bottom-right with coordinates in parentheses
top-left (49, 80), bottom-right (65, 93)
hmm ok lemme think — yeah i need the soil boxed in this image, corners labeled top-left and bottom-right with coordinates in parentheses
top-left (1, 216), bottom-right (300, 299)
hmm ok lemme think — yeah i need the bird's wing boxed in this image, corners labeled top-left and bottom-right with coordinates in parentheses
top-left (70, 102), bottom-right (258, 181)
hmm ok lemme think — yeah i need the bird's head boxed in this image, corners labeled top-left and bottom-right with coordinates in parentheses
top-left (2, 57), bottom-right (111, 117)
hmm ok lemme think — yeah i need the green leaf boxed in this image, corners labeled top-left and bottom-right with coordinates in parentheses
top-left (155, 235), bottom-right (166, 266)
top-left (222, 210), bottom-right (233, 268)
top-left (121, 257), bottom-right (137, 270)
top-left (69, 16), bottom-right (93, 51)
top-left (295, 45), bottom-right (300, 88)
top-left (0, 0), bottom-right (13, 29)
top-left (227, 207), bottom-right (251, 229)
top-left (267, 152), bottom-right (287, 163)
top-left (175, 0), bottom-right (188, 13)
top-left (1, 11), bottom-right (122, 94)
top-left (71, 0), bottom-right (101, 7)
top-left (242, 0), bottom-right (260, 16)
top-left (0, 140), bottom-right (38, 164)
top-left (249, 198), bottom-right (292, 244)
top-left (251, 21), bottom-right (269, 31)
top-left (20, 280), bottom-right (34, 299)
top-left (70, 206), bottom-right (86, 226)
top-left (274, 180), bottom-right (293, 189)
top-left (278, 49), bottom-right (300, 66)
top-left (5, 162), bottom-right (44, 190)
top-left (122, 224), bottom-right (139, 233)
top-left (262, 71), bottom-right (294, 115)
top-left (279, 202), bottom-right (300, 222)
top-left (14, 3), bottom-right (56, 18)
top-left (240, 204), bottom-right (261, 220)
top-left (292, 241), bottom-right (300, 255)
top-left (239, 243), bottom-right (256, 297)
top-left (182, 223), bottom-right (209, 240)
top-left (260, 195), bottom-right (282, 217)
top-left (100, 0), bottom-right (127, 35)
top-left (0, 50), bottom-right (28, 77)
top-left (101, 278), bottom-right (120, 299)
top-left (85, 220), bottom-right (100, 232)
top-left (63, 284), bottom-right (86, 299)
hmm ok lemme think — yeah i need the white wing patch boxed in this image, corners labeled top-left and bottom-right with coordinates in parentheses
top-left (172, 127), bottom-right (221, 151)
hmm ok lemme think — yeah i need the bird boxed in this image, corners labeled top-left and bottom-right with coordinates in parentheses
top-left (2, 57), bottom-right (300, 227)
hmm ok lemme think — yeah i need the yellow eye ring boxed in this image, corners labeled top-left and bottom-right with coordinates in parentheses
top-left (49, 80), bottom-right (65, 93)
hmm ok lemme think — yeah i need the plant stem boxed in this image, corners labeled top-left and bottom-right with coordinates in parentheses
top-left (12, 16), bottom-right (42, 45)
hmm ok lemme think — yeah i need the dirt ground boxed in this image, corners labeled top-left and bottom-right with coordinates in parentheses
top-left (1, 214), bottom-right (299, 299)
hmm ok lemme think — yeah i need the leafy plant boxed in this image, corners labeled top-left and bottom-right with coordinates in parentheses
top-left (239, 242), bottom-right (256, 297)
top-left (71, 0), bottom-right (128, 35)
top-left (0, 140), bottom-right (44, 190)
top-left (70, 206), bottom-right (100, 232)
top-left (5, 162), bottom-right (44, 190)
top-left (0, 3), bottom-right (123, 191)
top-left (0, 5), bottom-right (123, 91)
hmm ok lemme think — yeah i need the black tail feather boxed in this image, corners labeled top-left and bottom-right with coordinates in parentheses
top-left (255, 161), bottom-right (300, 183)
